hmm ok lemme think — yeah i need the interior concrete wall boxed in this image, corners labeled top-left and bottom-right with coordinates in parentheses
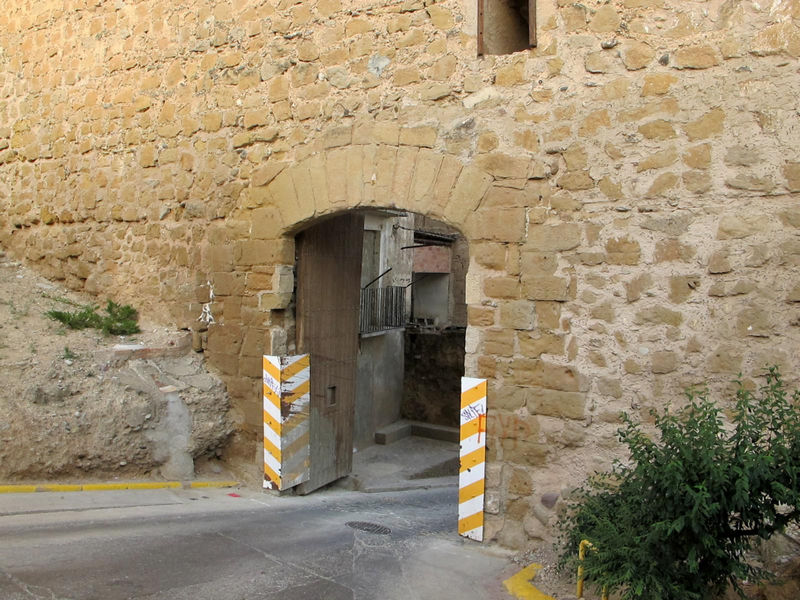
top-left (354, 329), bottom-right (405, 450)
top-left (413, 273), bottom-right (450, 325)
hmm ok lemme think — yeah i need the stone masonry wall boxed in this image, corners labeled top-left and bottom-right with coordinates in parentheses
top-left (1, 0), bottom-right (800, 548)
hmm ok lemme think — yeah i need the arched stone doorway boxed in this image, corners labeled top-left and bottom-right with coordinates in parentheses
top-left (209, 131), bottom-right (561, 544)
top-left (290, 208), bottom-right (470, 493)
top-left (252, 141), bottom-right (492, 494)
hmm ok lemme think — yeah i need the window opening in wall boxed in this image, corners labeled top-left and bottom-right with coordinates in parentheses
top-left (478, 0), bottom-right (537, 56)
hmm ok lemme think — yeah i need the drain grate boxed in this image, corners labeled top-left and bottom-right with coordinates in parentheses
top-left (346, 521), bottom-right (391, 535)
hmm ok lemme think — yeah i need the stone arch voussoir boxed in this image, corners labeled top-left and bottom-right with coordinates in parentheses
top-left (265, 144), bottom-right (494, 237)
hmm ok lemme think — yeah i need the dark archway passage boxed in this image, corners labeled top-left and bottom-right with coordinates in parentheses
top-left (293, 209), bottom-right (468, 494)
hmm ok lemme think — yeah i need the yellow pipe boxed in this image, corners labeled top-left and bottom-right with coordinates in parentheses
top-left (576, 540), bottom-right (608, 600)
top-left (577, 540), bottom-right (592, 598)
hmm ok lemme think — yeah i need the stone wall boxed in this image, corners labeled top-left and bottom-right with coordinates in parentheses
top-left (2, 0), bottom-right (800, 548)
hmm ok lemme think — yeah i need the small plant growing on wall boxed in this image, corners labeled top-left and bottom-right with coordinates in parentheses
top-left (46, 300), bottom-right (140, 336)
top-left (559, 367), bottom-right (800, 600)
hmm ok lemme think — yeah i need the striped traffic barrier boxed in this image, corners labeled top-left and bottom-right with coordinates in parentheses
top-left (263, 354), bottom-right (311, 491)
top-left (459, 377), bottom-right (488, 541)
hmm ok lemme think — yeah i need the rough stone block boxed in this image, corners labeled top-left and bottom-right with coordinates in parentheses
top-left (258, 291), bottom-right (292, 311)
top-left (499, 300), bottom-right (536, 330)
top-left (669, 275), bottom-right (700, 303)
top-left (483, 328), bottom-right (515, 357)
top-left (622, 41), bottom-right (655, 70)
top-left (641, 73), bottom-right (677, 96)
top-left (468, 305), bottom-right (496, 327)
top-left (507, 467), bottom-right (534, 496)
top-left (637, 147), bottom-right (678, 172)
top-left (589, 5), bottom-right (620, 32)
top-left (707, 345), bottom-right (743, 373)
top-left (518, 332), bottom-right (564, 357)
top-left (585, 51), bottom-right (614, 73)
top-left (344, 145), bottom-right (365, 206)
top-left (521, 253), bottom-right (559, 277)
top-left (638, 119), bottom-right (676, 140)
top-left (597, 377), bottom-right (623, 398)
top-left (526, 387), bottom-right (586, 419)
top-left (683, 171), bottom-right (712, 194)
top-left (500, 439), bottom-right (549, 467)
top-left (725, 146), bottom-right (760, 167)
top-left (204, 245), bottom-right (234, 272)
top-left (673, 45), bottom-right (720, 69)
top-left (725, 174), bottom-right (774, 193)
top-left (398, 126), bottom-right (437, 148)
top-left (394, 66), bottom-right (421, 86)
top-left (750, 23), bottom-right (800, 57)
top-left (785, 284), bottom-right (800, 302)
top-left (234, 240), bottom-right (282, 266)
top-left (405, 148), bottom-right (443, 213)
top-left (736, 307), bottom-right (772, 337)
top-left (647, 172), bottom-right (678, 196)
top-left (527, 224), bottom-right (582, 251)
top-left (443, 165), bottom-right (492, 225)
top-left (522, 276), bottom-right (570, 301)
top-left (473, 242), bottom-right (506, 270)
top-left (557, 170), bottom-right (594, 191)
top-left (651, 351), bottom-right (678, 374)
top-left (418, 83), bottom-right (451, 101)
top-left (683, 108), bottom-right (725, 141)
top-left (484, 276), bottom-right (521, 299)
top-left (605, 237), bottom-right (641, 265)
top-left (467, 208), bottom-right (526, 242)
top-left (602, 78), bottom-right (630, 100)
top-left (474, 152), bottom-right (531, 179)
top-left (325, 147), bottom-right (349, 204)
top-left (579, 109), bottom-right (611, 135)
top-left (708, 250), bottom-right (732, 274)
top-left (210, 272), bottom-right (246, 297)
top-left (717, 215), bottom-right (769, 239)
top-left (322, 125), bottom-right (352, 149)
top-left (684, 144), bottom-right (711, 169)
top-left (590, 301), bottom-right (615, 322)
top-left (495, 61), bottom-right (525, 87)
top-left (427, 5), bottom-right (454, 29)
top-left (389, 146), bottom-right (418, 206)
top-left (535, 302), bottom-right (561, 330)
top-left (635, 305), bottom-right (683, 327)
top-left (784, 162), bottom-right (800, 192)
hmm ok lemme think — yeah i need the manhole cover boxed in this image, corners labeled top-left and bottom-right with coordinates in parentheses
top-left (346, 521), bottom-right (391, 535)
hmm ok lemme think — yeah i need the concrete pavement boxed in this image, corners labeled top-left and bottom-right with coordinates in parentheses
top-left (0, 485), bottom-right (517, 599)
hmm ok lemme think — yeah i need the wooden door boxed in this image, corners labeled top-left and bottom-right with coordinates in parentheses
top-left (294, 213), bottom-right (364, 494)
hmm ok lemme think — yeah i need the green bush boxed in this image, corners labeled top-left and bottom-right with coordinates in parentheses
top-left (47, 300), bottom-right (140, 335)
top-left (559, 367), bottom-right (800, 600)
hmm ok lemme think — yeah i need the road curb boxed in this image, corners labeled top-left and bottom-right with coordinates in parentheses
top-left (0, 481), bottom-right (239, 494)
top-left (503, 563), bottom-right (557, 600)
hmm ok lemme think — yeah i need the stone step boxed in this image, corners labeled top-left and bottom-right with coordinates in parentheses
top-left (374, 420), bottom-right (459, 445)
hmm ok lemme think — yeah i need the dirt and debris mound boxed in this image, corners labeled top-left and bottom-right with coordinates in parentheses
top-left (0, 250), bottom-right (234, 481)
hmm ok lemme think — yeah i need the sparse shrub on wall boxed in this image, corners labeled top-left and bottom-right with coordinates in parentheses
top-left (46, 300), bottom-right (140, 336)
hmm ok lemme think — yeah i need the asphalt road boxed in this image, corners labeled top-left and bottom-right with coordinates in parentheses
top-left (0, 486), bottom-right (515, 600)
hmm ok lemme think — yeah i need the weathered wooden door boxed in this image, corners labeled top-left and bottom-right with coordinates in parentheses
top-left (294, 213), bottom-right (364, 494)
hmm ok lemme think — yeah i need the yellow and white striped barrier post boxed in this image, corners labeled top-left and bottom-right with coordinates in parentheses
top-left (459, 377), bottom-right (488, 541)
top-left (263, 354), bottom-right (311, 491)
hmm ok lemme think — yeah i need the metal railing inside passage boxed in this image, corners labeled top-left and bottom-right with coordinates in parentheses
top-left (359, 286), bottom-right (405, 334)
